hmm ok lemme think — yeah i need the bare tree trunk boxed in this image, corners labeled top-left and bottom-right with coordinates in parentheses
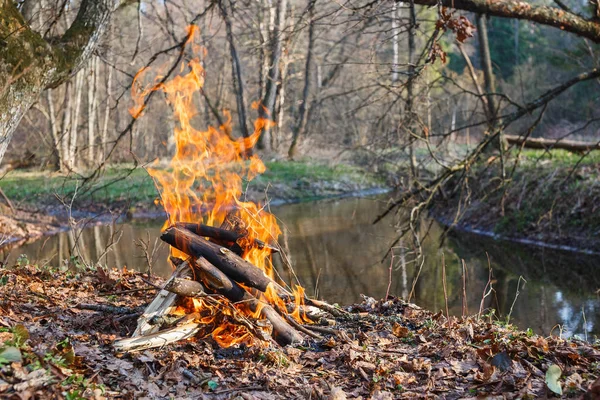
top-left (476, 14), bottom-right (497, 126)
top-left (219, 0), bottom-right (252, 155)
top-left (288, 1), bottom-right (315, 159)
top-left (257, 0), bottom-right (288, 150)
top-left (391, 3), bottom-right (400, 83)
top-left (101, 53), bottom-right (114, 161)
top-left (87, 57), bottom-right (99, 164)
top-left (476, 14), bottom-right (505, 170)
top-left (46, 89), bottom-right (62, 170)
top-left (258, 0), bottom-right (269, 101)
top-left (274, 59), bottom-right (287, 150)
top-left (61, 82), bottom-right (74, 172)
top-left (69, 71), bottom-right (85, 170)
top-left (406, 0), bottom-right (418, 177)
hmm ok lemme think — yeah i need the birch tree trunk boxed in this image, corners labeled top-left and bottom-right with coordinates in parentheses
top-left (101, 45), bottom-right (114, 161)
top-left (219, 0), bottom-right (252, 155)
top-left (87, 57), bottom-right (99, 164)
top-left (405, 0), bottom-right (418, 177)
top-left (288, 1), bottom-right (315, 159)
top-left (61, 82), bottom-right (74, 171)
top-left (68, 71), bottom-right (85, 170)
top-left (46, 89), bottom-right (62, 170)
top-left (257, 0), bottom-right (288, 150)
top-left (391, 3), bottom-right (400, 83)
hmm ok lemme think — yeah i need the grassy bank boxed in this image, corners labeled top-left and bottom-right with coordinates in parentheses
top-left (0, 160), bottom-right (383, 212)
top-left (434, 149), bottom-right (600, 252)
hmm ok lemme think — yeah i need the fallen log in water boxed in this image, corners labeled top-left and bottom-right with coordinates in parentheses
top-left (161, 225), bottom-right (291, 297)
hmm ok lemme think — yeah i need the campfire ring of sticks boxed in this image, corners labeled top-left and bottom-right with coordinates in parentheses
top-left (114, 216), bottom-right (343, 352)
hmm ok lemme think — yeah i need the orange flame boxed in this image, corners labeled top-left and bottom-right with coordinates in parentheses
top-left (130, 26), bottom-right (307, 347)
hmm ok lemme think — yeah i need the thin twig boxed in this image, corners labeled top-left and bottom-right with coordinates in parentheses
top-left (441, 252), bottom-right (450, 327)
top-left (506, 276), bottom-right (527, 325)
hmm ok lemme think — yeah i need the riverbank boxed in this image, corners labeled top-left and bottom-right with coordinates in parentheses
top-left (432, 149), bottom-right (600, 253)
top-left (1, 265), bottom-right (598, 399)
top-left (0, 160), bottom-right (385, 246)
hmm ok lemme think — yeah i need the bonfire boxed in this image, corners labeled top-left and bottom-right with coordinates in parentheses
top-left (114, 27), bottom-right (340, 352)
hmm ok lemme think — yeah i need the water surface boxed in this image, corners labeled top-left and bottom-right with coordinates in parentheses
top-left (2, 197), bottom-right (598, 338)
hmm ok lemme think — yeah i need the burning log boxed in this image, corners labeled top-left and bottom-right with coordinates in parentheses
top-left (161, 225), bottom-right (291, 297)
top-left (175, 222), bottom-right (279, 254)
top-left (192, 258), bottom-right (303, 346)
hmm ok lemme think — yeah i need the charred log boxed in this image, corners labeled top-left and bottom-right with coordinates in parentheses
top-left (164, 277), bottom-right (207, 298)
top-left (175, 222), bottom-right (278, 254)
top-left (192, 258), bottom-right (303, 346)
top-left (161, 225), bottom-right (290, 297)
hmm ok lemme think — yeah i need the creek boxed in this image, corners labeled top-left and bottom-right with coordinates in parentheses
top-left (2, 196), bottom-right (598, 338)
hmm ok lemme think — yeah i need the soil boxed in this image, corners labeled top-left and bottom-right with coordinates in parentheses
top-left (1, 266), bottom-right (598, 399)
top-left (0, 207), bottom-right (62, 247)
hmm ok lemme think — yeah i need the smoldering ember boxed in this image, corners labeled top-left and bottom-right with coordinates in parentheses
top-left (1, 1), bottom-right (600, 399)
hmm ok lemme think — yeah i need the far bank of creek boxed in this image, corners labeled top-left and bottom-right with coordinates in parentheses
top-left (1, 196), bottom-right (598, 339)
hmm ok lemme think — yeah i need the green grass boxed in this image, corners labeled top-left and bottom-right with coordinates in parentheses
top-left (0, 161), bottom-right (382, 209)
top-left (515, 148), bottom-right (600, 167)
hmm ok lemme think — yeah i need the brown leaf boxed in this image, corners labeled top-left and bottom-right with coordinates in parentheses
top-left (392, 323), bottom-right (410, 338)
top-left (450, 359), bottom-right (479, 375)
top-left (329, 386), bottom-right (347, 400)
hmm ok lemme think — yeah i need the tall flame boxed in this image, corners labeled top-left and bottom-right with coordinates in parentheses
top-left (130, 26), bottom-right (307, 347)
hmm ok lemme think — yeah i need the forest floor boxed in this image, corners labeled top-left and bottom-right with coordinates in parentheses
top-left (1, 265), bottom-right (599, 399)
top-left (0, 160), bottom-right (385, 246)
top-left (432, 149), bottom-right (600, 253)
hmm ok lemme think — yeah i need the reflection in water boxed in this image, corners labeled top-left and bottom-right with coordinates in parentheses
top-left (2, 197), bottom-right (598, 338)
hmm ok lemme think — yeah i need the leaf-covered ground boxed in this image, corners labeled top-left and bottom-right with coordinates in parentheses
top-left (1, 265), bottom-right (599, 399)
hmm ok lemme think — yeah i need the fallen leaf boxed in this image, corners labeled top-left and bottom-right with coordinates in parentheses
top-left (450, 359), bottom-right (479, 375)
top-left (0, 346), bottom-right (22, 364)
top-left (545, 364), bottom-right (562, 395)
top-left (490, 351), bottom-right (511, 372)
top-left (392, 323), bottom-right (410, 338)
top-left (329, 386), bottom-right (347, 400)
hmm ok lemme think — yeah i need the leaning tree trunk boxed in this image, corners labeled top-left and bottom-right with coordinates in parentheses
top-left (0, 0), bottom-right (119, 167)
